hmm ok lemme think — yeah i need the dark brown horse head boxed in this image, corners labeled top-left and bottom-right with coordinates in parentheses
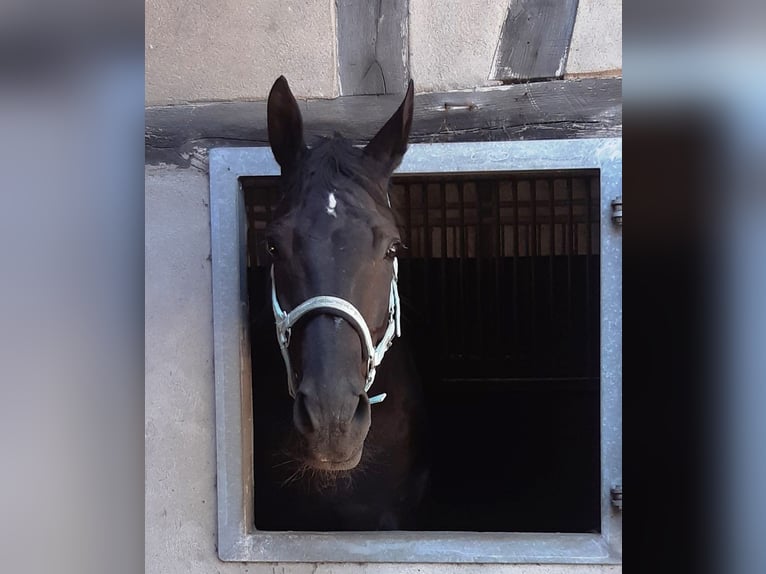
top-left (266, 76), bottom-right (414, 471)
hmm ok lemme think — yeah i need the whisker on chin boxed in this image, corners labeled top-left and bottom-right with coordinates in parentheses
top-left (281, 463), bottom-right (311, 488)
top-left (268, 426), bottom-right (389, 494)
top-left (271, 458), bottom-right (296, 469)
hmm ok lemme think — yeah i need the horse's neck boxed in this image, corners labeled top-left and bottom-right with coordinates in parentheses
top-left (368, 337), bottom-right (426, 458)
top-left (375, 337), bottom-right (420, 403)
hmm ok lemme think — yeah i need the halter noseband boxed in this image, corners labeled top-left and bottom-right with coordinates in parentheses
top-left (270, 258), bottom-right (401, 405)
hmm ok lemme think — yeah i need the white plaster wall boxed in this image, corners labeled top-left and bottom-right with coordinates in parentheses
top-left (409, 0), bottom-right (509, 93)
top-left (145, 166), bottom-right (217, 570)
top-left (566, 0), bottom-right (622, 75)
top-left (144, 165), bottom-right (621, 573)
top-left (145, 0), bottom-right (621, 105)
top-left (145, 0), bottom-right (338, 105)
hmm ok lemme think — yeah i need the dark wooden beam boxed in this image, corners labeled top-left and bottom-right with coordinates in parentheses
top-left (490, 0), bottom-right (579, 82)
top-left (336, 0), bottom-right (409, 95)
top-left (146, 78), bottom-right (621, 167)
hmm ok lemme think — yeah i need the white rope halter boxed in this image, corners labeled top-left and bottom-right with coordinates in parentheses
top-left (270, 258), bottom-right (401, 405)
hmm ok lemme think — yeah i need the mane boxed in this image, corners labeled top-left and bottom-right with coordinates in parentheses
top-left (297, 135), bottom-right (391, 210)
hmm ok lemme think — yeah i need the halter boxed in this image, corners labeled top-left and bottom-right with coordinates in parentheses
top-left (270, 258), bottom-right (401, 405)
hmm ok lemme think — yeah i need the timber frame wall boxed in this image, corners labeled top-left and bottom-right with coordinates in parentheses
top-left (145, 77), bottom-right (621, 167)
top-left (146, 0), bottom-right (619, 164)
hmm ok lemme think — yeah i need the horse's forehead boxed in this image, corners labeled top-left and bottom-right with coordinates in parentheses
top-left (295, 184), bottom-right (382, 228)
top-left (275, 156), bottom-right (397, 242)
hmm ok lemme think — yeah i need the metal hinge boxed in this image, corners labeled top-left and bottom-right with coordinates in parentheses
top-left (611, 196), bottom-right (623, 226)
top-left (611, 483), bottom-right (623, 510)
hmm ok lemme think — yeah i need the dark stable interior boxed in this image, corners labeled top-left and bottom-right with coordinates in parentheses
top-left (245, 171), bottom-right (601, 533)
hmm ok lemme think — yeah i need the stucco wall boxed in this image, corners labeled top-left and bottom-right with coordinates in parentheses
top-left (566, 0), bottom-right (622, 75)
top-left (145, 0), bottom-right (338, 104)
top-left (145, 0), bottom-right (622, 104)
top-left (144, 164), bottom-right (620, 572)
top-left (409, 0), bottom-right (509, 93)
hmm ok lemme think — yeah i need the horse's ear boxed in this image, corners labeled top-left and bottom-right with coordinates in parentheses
top-left (267, 76), bottom-right (305, 171)
top-left (364, 79), bottom-right (414, 174)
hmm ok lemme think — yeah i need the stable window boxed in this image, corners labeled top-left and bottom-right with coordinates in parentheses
top-left (210, 139), bottom-right (622, 563)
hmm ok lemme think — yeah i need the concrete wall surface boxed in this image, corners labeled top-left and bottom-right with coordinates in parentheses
top-left (145, 0), bottom-right (338, 104)
top-left (409, 0), bottom-right (509, 93)
top-left (144, 164), bottom-right (621, 573)
top-left (146, 0), bottom-right (622, 104)
top-left (566, 0), bottom-right (622, 75)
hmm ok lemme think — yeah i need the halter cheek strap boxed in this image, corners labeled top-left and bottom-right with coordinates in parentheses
top-left (270, 258), bottom-right (401, 405)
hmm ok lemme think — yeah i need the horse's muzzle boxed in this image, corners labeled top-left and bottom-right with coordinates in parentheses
top-left (292, 389), bottom-right (371, 471)
top-left (308, 444), bottom-right (364, 471)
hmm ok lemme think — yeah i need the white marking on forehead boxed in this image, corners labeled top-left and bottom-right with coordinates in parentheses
top-left (326, 192), bottom-right (337, 217)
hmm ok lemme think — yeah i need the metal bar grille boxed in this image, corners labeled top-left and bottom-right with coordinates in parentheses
top-left (242, 171), bottom-right (600, 382)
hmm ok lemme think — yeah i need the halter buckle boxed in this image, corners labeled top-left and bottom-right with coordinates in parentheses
top-left (365, 356), bottom-right (376, 388)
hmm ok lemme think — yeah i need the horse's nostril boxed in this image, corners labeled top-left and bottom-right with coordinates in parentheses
top-left (293, 392), bottom-right (316, 434)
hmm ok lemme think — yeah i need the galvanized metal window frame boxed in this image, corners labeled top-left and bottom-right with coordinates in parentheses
top-left (209, 138), bottom-right (622, 563)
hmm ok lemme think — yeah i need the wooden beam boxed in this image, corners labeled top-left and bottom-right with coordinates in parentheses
top-left (336, 0), bottom-right (409, 95)
top-left (146, 78), bottom-right (621, 167)
top-left (490, 0), bottom-right (579, 82)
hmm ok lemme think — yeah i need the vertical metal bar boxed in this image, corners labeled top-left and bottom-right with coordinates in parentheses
top-left (458, 181), bottom-right (466, 357)
top-left (405, 183), bottom-right (413, 299)
top-left (536, 185), bottom-right (542, 255)
top-left (440, 181), bottom-right (448, 358)
top-left (574, 219), bottom-right (579, 254)
top-left (243, 195), bottom-right (251, 268)
top-left (567, 178), bottom-right (574, 334)
top-left (560, 206), bottom-right (566, 254)
top-left (549, 179), bottom-right (555, 327)
top-left (585, 175), bottom-right (594, 378)
top-left (529, 179), bottom-right (538, 357)
top-left (253, 209), bottom-right (260, 268)
top-left (475, 181), bottom-right (486, 358)
top-left (423, 183), bottom-right (431, 331)
top-left (513, 179), bottom-right (520, 356)
top-left (423, 183), bottom-right (431, 257)
top-left (495, 178), bottom-right (503, 354)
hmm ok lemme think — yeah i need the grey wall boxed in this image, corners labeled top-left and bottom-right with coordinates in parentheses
top-left (566, 0), bottom-right (622, 75)
top-left (146, 0), bottom-right (338, 104)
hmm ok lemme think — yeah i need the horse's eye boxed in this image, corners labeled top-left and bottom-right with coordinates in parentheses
top-left (266, 242), bottom-right (279, 259)
top-left (386, 241), bottom-right (404, 259)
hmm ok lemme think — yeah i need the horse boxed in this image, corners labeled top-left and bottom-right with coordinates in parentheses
top-left (252, 76), bottom-right (429, 531)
